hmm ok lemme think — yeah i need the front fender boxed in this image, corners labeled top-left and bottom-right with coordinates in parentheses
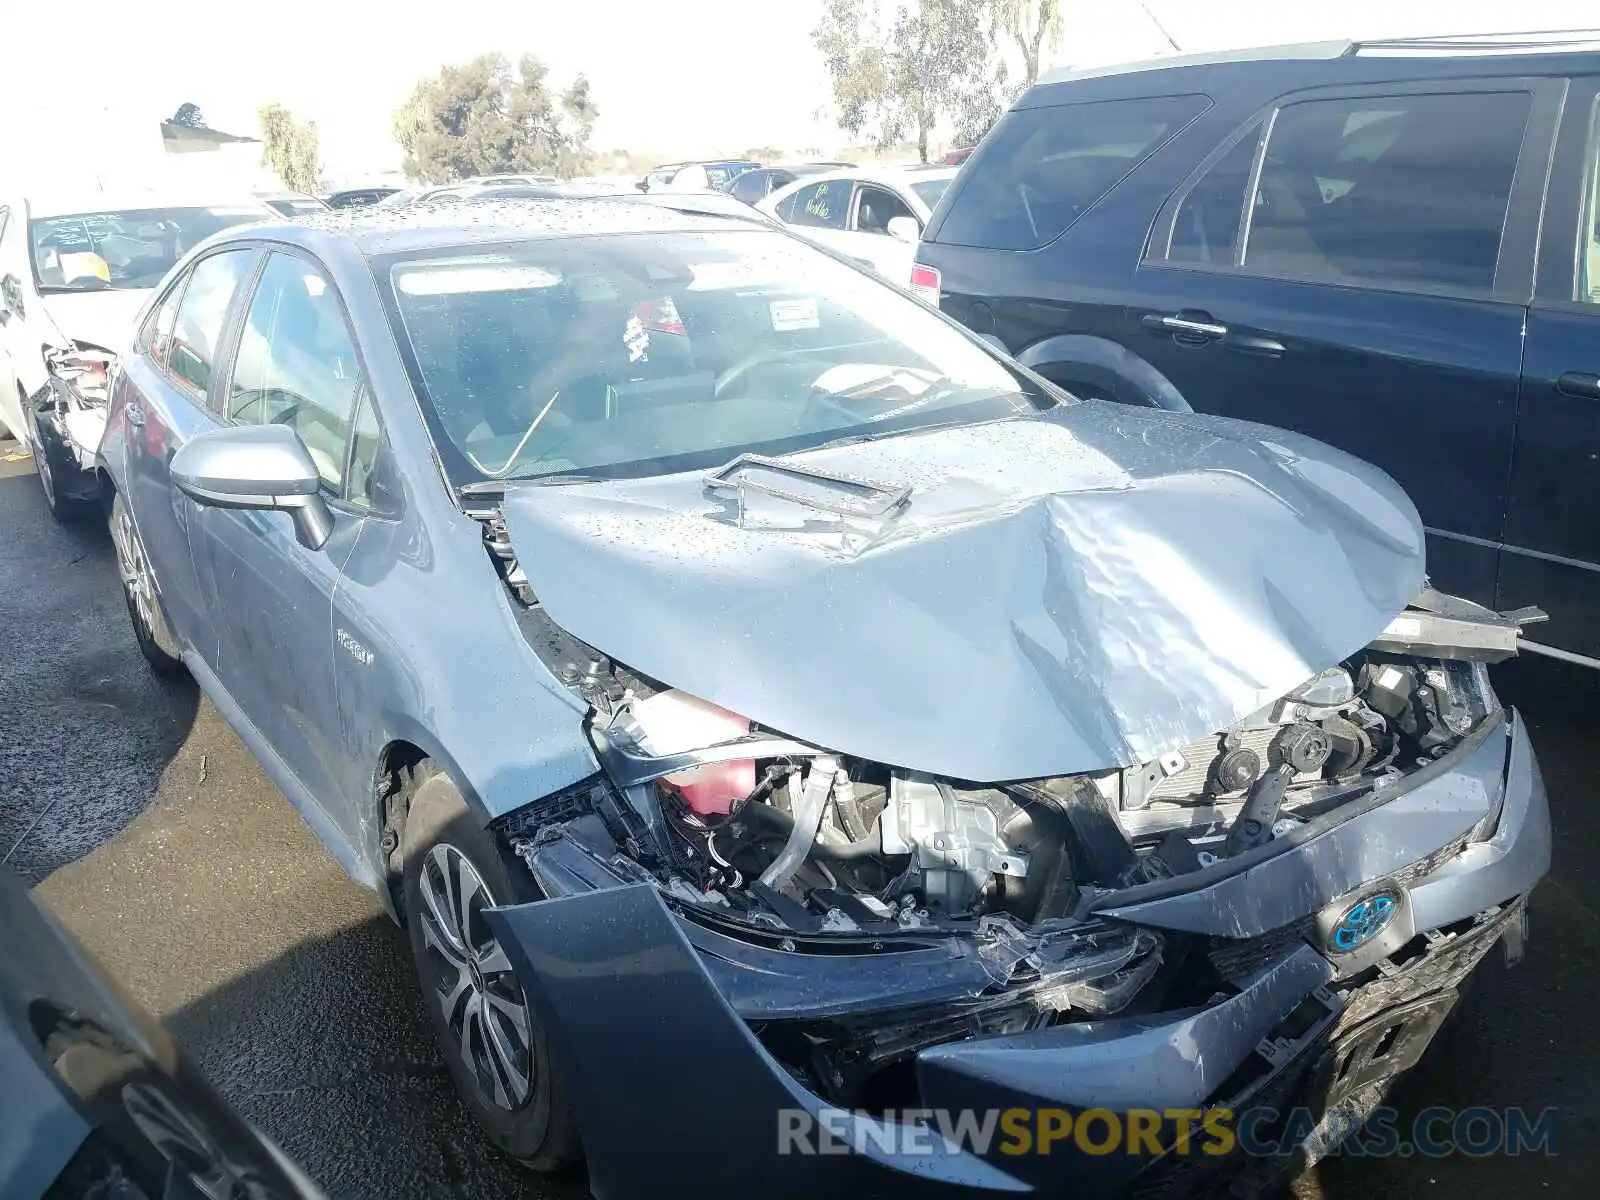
top-left (1015, 335), bottom-right (1191, 412)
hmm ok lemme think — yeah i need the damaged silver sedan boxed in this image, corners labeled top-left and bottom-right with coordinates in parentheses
top-left (99, 200), bottom-right (1551, 1198)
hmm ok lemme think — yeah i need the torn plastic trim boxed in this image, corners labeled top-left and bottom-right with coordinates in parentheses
top-left (484, 884), bottom-right (1034, 1198)
top-left (1368, 587), bottom-right (1546, 662)
top-left (590, 720), bottom-right (829, 789)
top-left (512, 818), bottom-right (1163, 1020)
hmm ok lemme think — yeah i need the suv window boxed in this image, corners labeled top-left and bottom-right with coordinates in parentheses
top-left (935, 94), bottom-right (1206, 250)
top-left (854, 185), bottom-right (916, 235)
top-left (1581, 96), bottom-right (1600, 303)
top-left (167, 249), bottom-right (254, 397)
top-left (229, 252), bottom-right (366, 491)
top-left (785, 179), bottom-right (850, 229)
top-left (1241, 91), bottom-right (1531, 292)
top-left (1165, 123), bottom-right (1264, 265)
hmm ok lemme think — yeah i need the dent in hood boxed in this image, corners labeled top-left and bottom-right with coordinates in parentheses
top-left (501, 403), bottom-right (1425, 781)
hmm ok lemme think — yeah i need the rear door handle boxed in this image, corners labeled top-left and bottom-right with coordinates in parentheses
top-left (124, 399), bottom-right (145, 427)
top-left (1556, 371), bottom-right (1600, 400)
top-left (1142, 310), bottom-right (1228, 342)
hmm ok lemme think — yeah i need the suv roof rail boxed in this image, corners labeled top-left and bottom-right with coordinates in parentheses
top-left (1352, 28), bottom-right (1600, 56)
top-left (1036, 41), bottom-right (1353, 86)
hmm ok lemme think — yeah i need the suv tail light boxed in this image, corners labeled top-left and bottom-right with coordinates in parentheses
top-left (909, 263), bottom-right (941, 308)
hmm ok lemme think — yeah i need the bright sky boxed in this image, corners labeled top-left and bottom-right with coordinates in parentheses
top-left (3, 0), bottom-right (1594, 182)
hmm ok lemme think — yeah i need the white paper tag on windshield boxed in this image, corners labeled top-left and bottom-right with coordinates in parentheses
top-left (770, 298), bottom-right (819, 332)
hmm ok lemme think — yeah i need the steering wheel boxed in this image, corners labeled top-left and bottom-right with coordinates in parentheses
top-left (713, 351), bottom-right (778, 399)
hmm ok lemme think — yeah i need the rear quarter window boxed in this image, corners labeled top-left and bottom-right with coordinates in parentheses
top-left (933, 94), bottom-right (1208, 250)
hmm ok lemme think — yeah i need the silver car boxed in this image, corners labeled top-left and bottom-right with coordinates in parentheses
top-left (100, 198), bottom-right (1550, 1197)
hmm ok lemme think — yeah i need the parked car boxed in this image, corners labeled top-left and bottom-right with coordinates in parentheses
top-left (916, 29), bottom-right (1600, 666)
top-left (722, 162), bottom-right (858, 204)
top-left (0, 866), bottom-right (325, 1200)
top-left (941, 146), bottom-right (975, 165)
top-left (324, 186), bottom-right (402, 209)
top-left (639, 159), bottom-right (760, 192)
top-left (0, 188), bottom-right (275, 518)
top-left (758, 166), bottom-right (958, 288)
top-left (255, 191), bottom-right (333, 218)
top-left (101, 199), bottom-right (1547, 1198)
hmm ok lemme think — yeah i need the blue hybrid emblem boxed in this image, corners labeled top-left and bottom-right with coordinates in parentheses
top-left (1329, 890), bottom-right (1400, 953)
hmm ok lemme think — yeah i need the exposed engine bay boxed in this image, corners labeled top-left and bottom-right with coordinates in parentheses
top-left (496, 534), bottom-right (1526, 935)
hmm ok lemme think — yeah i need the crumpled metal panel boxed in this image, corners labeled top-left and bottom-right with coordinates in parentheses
top-left (502, 402), bottom-right (1424, 781)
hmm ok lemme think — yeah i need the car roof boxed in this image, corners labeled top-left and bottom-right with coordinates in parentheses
top-left (1035, 28), bottom-right (1600, 87)
top-left (246, 196), bottom-right (769, 257)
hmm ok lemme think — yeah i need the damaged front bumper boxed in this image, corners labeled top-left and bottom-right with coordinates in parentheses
top-left (485, 709), bottom-right (1548, 1198)
top-left (27, 360), bottom-right (110, 505)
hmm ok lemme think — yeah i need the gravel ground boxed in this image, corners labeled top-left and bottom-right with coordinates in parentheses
top-left (2, 436), bottom-right (1593, 1198)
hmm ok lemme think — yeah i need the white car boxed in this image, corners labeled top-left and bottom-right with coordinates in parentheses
top-left (0, 188), bottom-right (275, 518)
top-left (756, 166), bottom-right (959, 293)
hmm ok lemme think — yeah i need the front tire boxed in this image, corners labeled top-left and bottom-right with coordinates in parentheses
top-left (401, 767), bottom-right (580, 1172)
top-left (109, 491), bottom-right (185, 677)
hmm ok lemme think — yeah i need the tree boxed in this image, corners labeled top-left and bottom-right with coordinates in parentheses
top-left (814, 0), bottom-right (1000, 163)
top-left (393, 54), bottom-right (600, 183)
top-left (259, 104), bottom-right (321, 193)
top-left (997, 0), bottom-right (1064, 86)
top-left (169, 102), bottom-right (205, 129)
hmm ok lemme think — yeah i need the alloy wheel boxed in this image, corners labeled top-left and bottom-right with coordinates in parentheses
top-left (418, 844), bottom-right (535, 1111)
top-left (114, 506), bottom-right (158, 637)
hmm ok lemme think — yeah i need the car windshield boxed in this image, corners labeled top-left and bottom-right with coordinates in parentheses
top-left (27, 205), bottom-right (267, 293)
top-left (910, 177), bottom-right (953, 208)
top-left (382, 228), bottom-right (1054, 487)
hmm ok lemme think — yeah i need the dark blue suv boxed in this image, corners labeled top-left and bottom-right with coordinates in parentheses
top-left (918, 31), bottom-right (1600, 665)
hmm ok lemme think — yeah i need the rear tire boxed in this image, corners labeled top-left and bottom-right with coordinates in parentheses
top-left (401, 766), bottom-right (581, 1172)
top-left (109, 491), bottom-right (186, 677)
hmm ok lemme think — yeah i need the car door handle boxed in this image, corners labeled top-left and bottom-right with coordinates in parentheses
top-left (1142, 311), bottom-right (1229, 341)
top-left (1556, 371), bottom-right (1600, 400)
top-left (124, 399), bottom-right (146, 427)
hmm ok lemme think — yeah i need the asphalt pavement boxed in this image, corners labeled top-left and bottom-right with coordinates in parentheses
top-left (1, 434), bottom-right (1595, 1199)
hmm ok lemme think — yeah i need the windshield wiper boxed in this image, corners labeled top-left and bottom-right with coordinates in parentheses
top-left (704, 453), bottom-right (910, 518)
top-left (458, 473), bottom-right (606, 498)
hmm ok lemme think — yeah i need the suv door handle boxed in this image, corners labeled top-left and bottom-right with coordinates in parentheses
top-left (1556, 371), bottom-right (1600, 400)
top-left (1142, 310), bottom-right (1228, 341)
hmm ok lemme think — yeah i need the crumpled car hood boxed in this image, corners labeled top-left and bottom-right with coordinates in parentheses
top-left (501, 402), bottom-right (1425, 781)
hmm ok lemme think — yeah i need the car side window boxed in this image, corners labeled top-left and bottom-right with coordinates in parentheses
top-left (1163, 123), bottom-right (1264, 265)
top-left (786, 179), bottom-right (850, 229)
top-left (729, 171), bottom-right (769, 204)
top-left (935, 94), bottom-right (1206, 251)
top-left (167, 249), bottom-right (254, 397)
top-left (1579, 96), bottom-right (1600, 303)
top-left (1239, 90), bottom-right (1532, 293)
top-left (228, 252), bottom-right (366, 492)
top-left (345, 387), bottom-right (385, 508)
top-left (141, 277), bottom-right (188, 371)
top-left (853, 185), bottom-right (916, 235)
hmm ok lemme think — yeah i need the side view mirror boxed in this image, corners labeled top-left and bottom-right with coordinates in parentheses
top-left (170, 424), bottom-right (333, 550)
top-left (886, 216), bottom-right (920, 244)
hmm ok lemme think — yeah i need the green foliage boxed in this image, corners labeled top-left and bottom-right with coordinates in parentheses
top-left (814, 0), bottom-right (1067, 157)
top-left (258, 104), bottom-right (321, 193)
top-left (814, 0), bottom-right (1007, 162)
top-left (393, 53), bottom-right (600, 184)
top-left (997, 0), bottom-right (1065, 86)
